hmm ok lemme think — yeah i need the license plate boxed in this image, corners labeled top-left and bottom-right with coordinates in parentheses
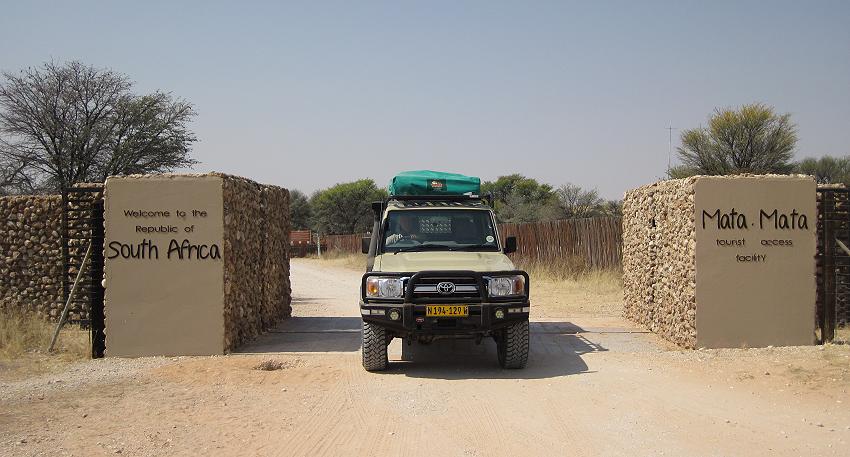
top-left (426, 305), bottom-right (469, 317)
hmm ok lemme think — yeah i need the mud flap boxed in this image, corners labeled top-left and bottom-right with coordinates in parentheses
top-left (400, 339), bottom-right (414, 361)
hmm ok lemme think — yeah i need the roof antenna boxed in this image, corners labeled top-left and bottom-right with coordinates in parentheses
top-left (667, 124), bottom-right (678, 174)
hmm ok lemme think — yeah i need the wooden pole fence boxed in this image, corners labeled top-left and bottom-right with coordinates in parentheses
top-left (317, 216), bottom-right (623, 270)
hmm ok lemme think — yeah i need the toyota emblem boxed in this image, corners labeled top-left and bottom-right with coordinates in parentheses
top-left (436, 282), bottom-right (456, 295)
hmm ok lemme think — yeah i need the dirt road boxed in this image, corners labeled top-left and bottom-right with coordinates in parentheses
top-left (2, 258), bottom-right (849, 456)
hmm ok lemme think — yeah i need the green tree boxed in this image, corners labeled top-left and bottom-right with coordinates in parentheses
top-left (794, 155), bottom-right (850, 185)
top-left (0, 61), bottom-right (196, 194)
top-left (310, 179), bottom-right (387, 234)
top-left (481, 174), bottom-right (558, 223)
top-left (667, 165), bottom-right (701, 179)
top-left (671, 103), bottom-right (797, 178)
top-left (289, 189), bottom-right (312, 230)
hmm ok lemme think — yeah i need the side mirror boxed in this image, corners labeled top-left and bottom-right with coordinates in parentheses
top-left (371, 201), bottom-right (383, 220)
top-left (361, 237), bottom-right (371, 254)
top-left (503, 236), bottom-right (517, 254)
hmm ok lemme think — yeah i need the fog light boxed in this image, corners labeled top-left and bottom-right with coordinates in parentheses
top-left (389, 309), bottom-right (401, 321)
top-left (494, 308), bottom-right (505, 319)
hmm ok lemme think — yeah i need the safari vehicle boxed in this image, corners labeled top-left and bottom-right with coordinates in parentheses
top-left (359, 171), bottom-right (530, 371)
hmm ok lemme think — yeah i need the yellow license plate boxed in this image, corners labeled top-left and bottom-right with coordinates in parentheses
top-left (426, 305), bottom-right (469, 317)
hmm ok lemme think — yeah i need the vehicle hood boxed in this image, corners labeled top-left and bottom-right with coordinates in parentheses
top-left (373, 251), bottom-right (516, 272)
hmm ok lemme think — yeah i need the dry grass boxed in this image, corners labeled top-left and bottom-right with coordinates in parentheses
top-left (513, 256), bottom-right (619, 281)
top-left (0, 308), bottom-right (90, 380)
top-left (511, 258), bottom-right (623, 317)
top-left (835, 326), bottom-right (850, 345)
top-left (308, 249), bottom-right (366, 270)
top-left (531, 268), bottom-right (623, 297)
top-left (308, 252), bottom-right (624, 318)
top-left (306, 252), bottom-right (625, 316)
top-left (528, 270), bottom-right (623, 317)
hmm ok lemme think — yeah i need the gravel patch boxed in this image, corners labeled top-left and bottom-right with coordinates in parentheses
top-left (0, 356), bottom-right (175, 402)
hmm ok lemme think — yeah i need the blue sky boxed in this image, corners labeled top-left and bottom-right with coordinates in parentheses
top-left (1, 1), bottom-right (848, 198)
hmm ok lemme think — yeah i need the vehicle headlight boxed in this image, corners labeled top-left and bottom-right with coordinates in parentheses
top-left (487, 275), bottom-right (525, 297)
top-left (366, 277), bottom-right (404, 298)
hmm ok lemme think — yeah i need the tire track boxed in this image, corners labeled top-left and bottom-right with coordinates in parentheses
top-left (281, 365), bottom-right (350, 456)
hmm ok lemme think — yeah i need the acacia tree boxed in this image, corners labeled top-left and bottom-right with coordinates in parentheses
top-left (598, 199), bottom-right (623, 217)
top-left (0, 156), bottom-right (32, 195)
top-left (481, 174), bottom-right (558, 223)
top-left (554, 183), bottom-right (603, 219)
top-left (670, 103), bottom-right (797, 177)
top-left (794, 155), bottom-right (850, 185)
top-left (310, 179), bottom-right (387, 234)
top-left (0, 61), bottom-right (196, 194)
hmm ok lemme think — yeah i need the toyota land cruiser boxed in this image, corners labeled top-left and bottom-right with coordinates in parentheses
top-left (359, 171), bottom-right (530, 371)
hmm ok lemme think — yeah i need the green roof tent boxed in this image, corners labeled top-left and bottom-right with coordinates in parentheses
top-left (388, 170), bottom-right (481, 196)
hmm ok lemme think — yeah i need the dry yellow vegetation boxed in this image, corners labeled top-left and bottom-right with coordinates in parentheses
top-left (312, 252), bottom-right (624, 317)
top-left (0, 308), bottom-right (90, 380)
top-left (309, 249), bottom-right (366, 271)
top-left (527, 269), bottom-right (623, 318)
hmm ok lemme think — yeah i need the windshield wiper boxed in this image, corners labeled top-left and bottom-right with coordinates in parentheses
top-left (452, 244), bottom-right (498, 251)
top-left (392, 244), bottom-right (455, 254)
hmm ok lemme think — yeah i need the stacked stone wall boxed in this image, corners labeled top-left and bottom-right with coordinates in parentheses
top-left (65, 184), bottom-right (104, 322)
top-left (220, 174), bottom-right (291, 351)
top-left (0, 195), bottom-right (64, 319)
top-left (623, 178), bottom-right (698, 348)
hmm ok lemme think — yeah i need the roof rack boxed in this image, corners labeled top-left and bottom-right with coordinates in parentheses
top-left (372, 193), bottom-right (493, 216)
top-left (388, 194), bottom-right (481, 202)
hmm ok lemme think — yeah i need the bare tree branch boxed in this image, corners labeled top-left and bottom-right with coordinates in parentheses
top-left (0, 61), bottom-right (197, 194)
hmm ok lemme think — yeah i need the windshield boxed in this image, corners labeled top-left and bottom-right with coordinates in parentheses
top-left (381, 209), bottom-right (500, 253)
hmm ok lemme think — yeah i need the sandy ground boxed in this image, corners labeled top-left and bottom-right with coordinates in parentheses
top-left (1, 258), bottom-right (849, 456)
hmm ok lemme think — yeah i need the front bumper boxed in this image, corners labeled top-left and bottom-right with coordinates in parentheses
top-left (360, 302), bottom-right (530, 336)
top-left (360, 270), bottom-right (530, 336)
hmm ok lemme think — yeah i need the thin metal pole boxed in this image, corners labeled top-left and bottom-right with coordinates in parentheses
top-left (60, 190), bottom-right (69, 311)
top-left (836, 239), bottom-right (850, 256)
top-left (667, 125), bottom-right (678, 173)
top-left (668, 125), bottom-right (672, 171)
top-left (48, 239), bottom-right (93, 352)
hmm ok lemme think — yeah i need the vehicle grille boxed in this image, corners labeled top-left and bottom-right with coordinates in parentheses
top-left (410, 276), bottom-right (480, 302)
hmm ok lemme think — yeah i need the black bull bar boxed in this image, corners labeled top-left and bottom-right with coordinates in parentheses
top-left (360, 270), bottom-right (530, 304)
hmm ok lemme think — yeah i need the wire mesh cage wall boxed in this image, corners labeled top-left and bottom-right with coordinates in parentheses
top-left (61, 185), bottom-right (105, 357)
top-left (816, 187), bottom-right (850, 343)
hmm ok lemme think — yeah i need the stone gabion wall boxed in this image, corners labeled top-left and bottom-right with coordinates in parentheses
top-left (622, 178), bottom-right (698, 348)
top-left (220, 174), bottom-right (291, 351)
top-left (0, 195), bottom-right (64, 319)
top-left (64, 184), bottom-right (104, 322)
top-left (816, 186), bottom-right (850, 327)
top-left (260, 185), bottom-right (292, 326)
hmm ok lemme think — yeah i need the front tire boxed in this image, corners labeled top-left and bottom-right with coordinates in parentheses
top-left (497, 320), bottom-right (529, 369)
top-left (362, 320), bottom-right (389, 371)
